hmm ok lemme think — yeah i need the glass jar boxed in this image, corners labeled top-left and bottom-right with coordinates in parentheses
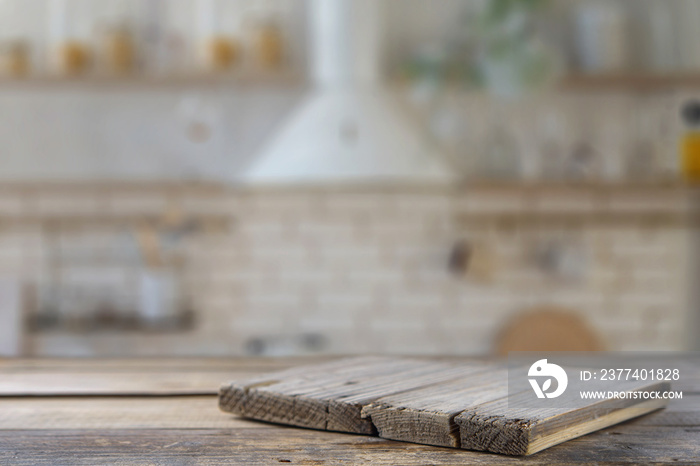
top-left (0, 40), bottom-right (30, 78)
top-left (203, 36), bottom-right (240, 72)
top-left (681, 100), bottom-right (700, 183)
top-left (55, 41), bottom-right (91, 76)
top-left (253, 19), bottom-right (283, 71)
top-left (99, 24), bottom-right (136, 75)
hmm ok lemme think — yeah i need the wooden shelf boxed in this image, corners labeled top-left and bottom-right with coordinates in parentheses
top-left (6, 71), bottom-right (699, 92)
top-left (460, 179), bottom-right (695, 194)
top-left (559, 73), bottom-right (700, 92)
top-left (0, 71), bottom-right (305, 91)
top-left (27, 308), bottom-right (195, 334)
top-left (0, 214), bottom-right (232, 232)
top-left (457, 211), bottom-right (697, 229)
top-left (0, 180), bottom-right (228, 195)
top-left (456, 179), bottom-right (699, 229)
top-left (0, 182), bottom-right (233, 230)
top-left (394, 73), bottom-right (700, 93)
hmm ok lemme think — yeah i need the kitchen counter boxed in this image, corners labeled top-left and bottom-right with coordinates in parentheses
top-left (0, 357), bottom-right (698, 465)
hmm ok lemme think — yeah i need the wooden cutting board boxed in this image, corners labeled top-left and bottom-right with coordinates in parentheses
top-left (219, 357), bottom-right (670, 456)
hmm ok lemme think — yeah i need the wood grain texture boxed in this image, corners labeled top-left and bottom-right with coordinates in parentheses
top-left (455, 381), bottom-right (671, 456)
top-left (219, 356), bottom-right (487, 434)
top-left (361, 369), bottom-right (507, 447)
top-left (221, 357), bottom-right (674, 455)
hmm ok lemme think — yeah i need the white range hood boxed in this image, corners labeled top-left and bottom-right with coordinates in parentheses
top-left (240, 0), bottom-right (454, 184)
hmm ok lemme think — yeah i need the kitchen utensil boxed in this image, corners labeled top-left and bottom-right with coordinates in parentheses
top-left (564, 139), bottom-right (601, 180)
top-left (448, 239), bottom-right (496, 283)
top-left (495, 307), bottom-right (604, 354)
top-left (532, 236), bottom-right (587, 282)
top-left (476, 120), bottom-right (521, 180)
top-left (134, 223), bottom-right (163, 268)
top-left (625, 97), bottom-right (667, 180)
top-left (0, 278), bottom-right (23, 356)
top-left (138, 269), bottom-right (180, 326)
top-left (537, 108), bottom-right (567, 179)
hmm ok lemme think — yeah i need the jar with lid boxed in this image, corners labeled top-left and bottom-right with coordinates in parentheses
top-left (0, 40), bottom-right (30, 78)
top-left (196, 0), bottom-right (242, 73)
top-left (251, 17), bottom-right (284, 71)
top-left (98, 24), bottom-right (136, 75)
top-left (680, 100), bottom-right (700, 183)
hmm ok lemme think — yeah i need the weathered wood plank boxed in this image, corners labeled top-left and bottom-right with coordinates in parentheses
top-left (219, 356), bottom-right (487, 434)
top-left (454, 381), bottom-right (671, 456)
top-left (361, 369), bottom-right (507, 447)
top-left (221, 357), bottom-right (679, 455)
top-left (364, 372), bottom-right (681, 452)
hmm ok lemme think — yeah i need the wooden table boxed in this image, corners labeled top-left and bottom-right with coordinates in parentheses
top-left (0, 357), bottom-right (698, 465)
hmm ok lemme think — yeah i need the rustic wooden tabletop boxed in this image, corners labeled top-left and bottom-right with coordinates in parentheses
top-left (0, 357), bottom-right (697, 465)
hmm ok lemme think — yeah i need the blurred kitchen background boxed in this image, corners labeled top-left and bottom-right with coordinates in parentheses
top-left (0, 0), bottom-right (698, 357)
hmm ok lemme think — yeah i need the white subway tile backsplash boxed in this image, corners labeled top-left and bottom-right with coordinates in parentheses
top-left (249, 193), bottom-right (327, 217)
top-left (6, 184), bottom-right (691, 355)
top-left (394, 193), bottom-right (452, 214)
top-left (299, 314), bottom-right (356, 331)
top-left (109, 194), bottom-right (168, 213)
top-left (181, 196), bottom-right (237, 216)
top-left (34, 195), bottom-right (102, 215)
top-left (316, 292), bottom-right (373, 308)
top-left (324, 192), bottom-right (397, 213)
top-left (458, 193), bottom-right (526, 213)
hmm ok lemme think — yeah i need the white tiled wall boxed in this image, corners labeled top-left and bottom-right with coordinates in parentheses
top-left (2, 185), bottom-right (690, 356)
